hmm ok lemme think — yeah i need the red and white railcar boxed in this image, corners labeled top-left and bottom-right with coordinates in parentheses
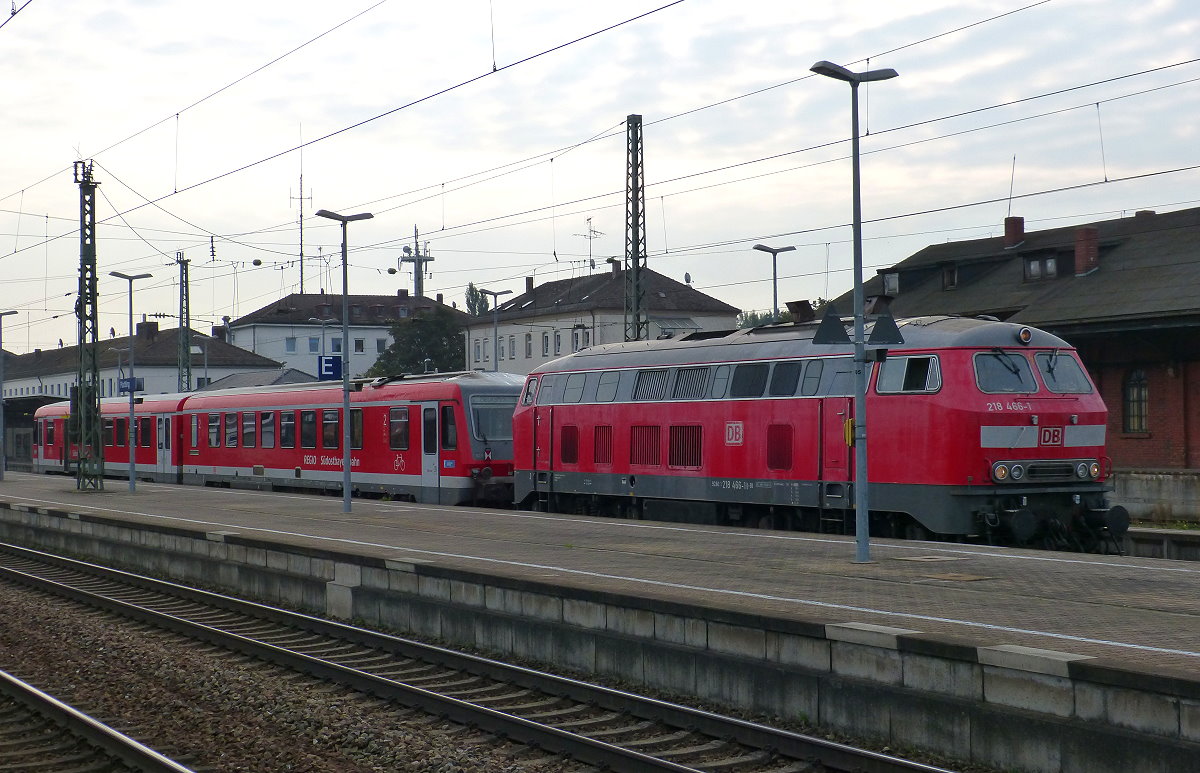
top-left (513, 315), bottom-right (1127, 547)
top-left (34, 371), bottom-right (523, 506)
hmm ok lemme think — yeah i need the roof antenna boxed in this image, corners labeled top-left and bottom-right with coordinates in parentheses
top-left (1007, 155), bottom-right (1016, 218)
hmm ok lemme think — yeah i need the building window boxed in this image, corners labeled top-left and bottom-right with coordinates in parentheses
top-left (941, 265), bottom-right (957, 290)
top-left (554, 331), bottom-right (562, 355)
top-left (498, 337), bottom-right (505, 360)
top-left (354, 338), bottom-right (365, 353)
top-left (473, 339), bottom-right (481, 363)
top-left (308, 337), bottom-right (320, 353)
top-left (1025, 255), bottom-right (1058, 281)
top-left (542, 333), bottom-right (550, 357)
top-left (525, 333), bottom-right (533, 358)
top-left (331, 338), bottom-right (342, 354)
top-left (1123, 369), bottom-right (1148, 433)
top-left (883, 272), bottom-right (899, 295)
top-left (285, 337), bottom-right (297, 353)
top-left (376, 338), bottom-right (387, 353)
top-left (509, 335), bottom-right (516, 359)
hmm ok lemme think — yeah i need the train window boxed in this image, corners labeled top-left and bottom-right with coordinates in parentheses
top-left (974, 350), bottom-right (1038, 393)
top-left (630, 425), bottom-right (661, 466)
top-left (139, 417), bottom-right (153, 448)
top-left (672, 367), bottom-right (709, 399)
top-left (351, 408), bottom-right (363, 450)
top-left (103, 418), bottom-right (115, 447)
top-left (190, 415), bottom-right (199, 447)
top-left (46, 422), bottom-right (55, 447)
top-left (767, 424), bottom-right (793, 470)
top-left (730, 363), bottom-right (768, 398)
top-left (827, 358), bottom-right (857, 396)
top-left (560, 425), bottom-right (579, 464)
top-left (389, 407), bottom-right (410, 450)
top-left (260, 412), bottom-right (276, 449)
top-left (668, 425), bottom-right (702, 468)
top-left (280, 411), bottom-right (297, 448)
top-left (300, 411), bottom-right (317, 449)
top-left (594, 425), bottom-right (613, 464)
top-left (322, 410), bottom-right (340, 449)
top-left (521, 377), bottom-right (539, 406)
top-left (876, 356), bottom-right (942, 394)
top-left (470, 395), bottom-right (517, 441)
top-left (769, 361), bottom-right (802, 397)
top-left (441, 405), bottom-right (458, 450)
top-left (33, 421), bottom-right (40, 446)
top-left (423, 408), bottom-right (437, 454)
top-left (1035, 352), bottom-right (1093, 393)
top-left (634, 369), bottom-right (668, 400)
top-left (801, 360), bottom-right (823, 396)
top-left (709, 365), bottom-right (730, 398)
top-left (208, 414), bottom-right (220, 447)
top-left (535, 374), bottom-right (561, 405)
top-left (242, 412), bottom-right (256, 448)
top-left (224, 413), bottom-right (238, 447)
top-left (596, 371), bottom-right (619, 402)
top-left (116, 418), bottom-right (127, 447)
top-left (563, 373), bottom-right (587, 403)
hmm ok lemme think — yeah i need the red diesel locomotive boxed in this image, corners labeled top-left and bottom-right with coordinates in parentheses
top-left (33, 371), bottom-right (523, 506)
top-left (513, 315), bottom-right (1128, 548)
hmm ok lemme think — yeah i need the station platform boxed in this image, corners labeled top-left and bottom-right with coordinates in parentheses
top-left (0, 472), bottom-right (1197, 772)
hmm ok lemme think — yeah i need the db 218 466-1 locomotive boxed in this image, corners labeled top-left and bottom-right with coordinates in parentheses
top-left (513, 315), bottom-right (1128, 550)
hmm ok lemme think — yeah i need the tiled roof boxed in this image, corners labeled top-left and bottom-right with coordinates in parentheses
top-left (230, 292), bottom-right (469, 327)
top-left (200, 368), bottom-right (317, 390)
top-left (4, 326), bottom-right (280, 379)
top-left (488, 267), bottom-right (739, 323)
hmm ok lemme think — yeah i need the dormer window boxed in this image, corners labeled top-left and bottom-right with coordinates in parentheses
top-left (941, 265), bottom-right (958, 290)
top-left (882, 272), bottom-right (899, 295)
top-left (1025, 255), bottom-right (1057, 281)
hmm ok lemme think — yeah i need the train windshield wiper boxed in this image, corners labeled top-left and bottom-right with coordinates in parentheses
top-left (1047, 348), bottom-right (1059, 375)
top-left (990, 347), bottom-right (1020, 376)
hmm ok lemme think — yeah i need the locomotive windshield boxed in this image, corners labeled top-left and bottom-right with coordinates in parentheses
top-left (974, 349), bottom-right (1038, 393)
top-left (1035, 351), bottom-right (1093, 393)
top-left (470, 394), bottom-right (518, 441)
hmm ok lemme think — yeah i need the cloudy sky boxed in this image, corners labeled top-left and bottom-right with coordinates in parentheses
top-left (1, 0), bottom-right (1197, 353)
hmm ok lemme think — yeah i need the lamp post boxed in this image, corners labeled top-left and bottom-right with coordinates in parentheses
top-left (0, 310), bottom-right (16, 481)
top-left (478, 288), bottom-right (512, 371)
top-left (189, 343), bottom-right (209, 389)
top-left (315, 208), bottom-right (373, 514)
top-left (109, 271), bottom-right (152, 492)
top-left (811, 59), bottom-right (898, 563)
top-left (752, 244), bottom-right (795, 324)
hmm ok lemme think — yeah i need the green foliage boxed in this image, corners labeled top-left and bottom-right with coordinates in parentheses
top-left (366, 306), bottom-right (465, 377)
top-left (465, 283), bottom-right (490, 316)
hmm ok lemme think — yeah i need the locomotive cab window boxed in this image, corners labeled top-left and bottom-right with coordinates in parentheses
top-left (975, 350), bottom-right (1038, 393)
top-left (769, 361), bottom-right (802, 397)
top-left (596, 371), bottom-right (620, 402)
top-left (730, 363), bottom-right (769, 398)
top-left (1035, 351), bottom-right (1093, 393)
top-left (441, 405), bottom-right (457, 450)
top-left (470, 394), bottom-right (517, 441)
top-left (876, 355), bottom-right (941, 394)
top-left (800, 359), bottom-right (823, 396)
top-left (521, 377), bottom-right (538, 406)
top-left (563, 372), bottom-right (587, 403)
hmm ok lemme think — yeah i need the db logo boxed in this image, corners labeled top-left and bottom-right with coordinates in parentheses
top-left (1039, 427), bottom-right (1063, 446)
top-left (725, 422), bottom-right (744, 446)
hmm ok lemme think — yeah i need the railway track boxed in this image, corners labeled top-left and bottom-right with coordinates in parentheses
top-left (0, 541), bottom-right (958, 773)
top-left (0, 667), bottom-right (196, 772)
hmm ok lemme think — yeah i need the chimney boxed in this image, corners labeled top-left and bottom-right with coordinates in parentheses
top-left (211, 326), bottom-right (226, 342)
top-left (525, 276), bottom-right (534, 294)
top-left (1074, 226), bottom-right (1099, 276)
top-left (136, 320), bottom-right (159, 341)
top-left (1003, 216), bottom-right (1025, 248)
top-left (1134, 209), bottom-right (1156, 218)
top-left (864, 295), bottom-right (893, 315)
top-left (398, 288), bottom-right (409, 298)
top-left (607, 257), bottom-right (620, 277)
top-left (436, 293), bottom-right (444, 305)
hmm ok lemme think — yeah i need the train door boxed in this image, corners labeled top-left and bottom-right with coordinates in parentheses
top-left (531, 405), bottom-right (554, 500)
top-left (154, 414), bottom-right (172, 479)
top-left (820, 397), bottom-right (852, 507)
top-left (418, 402), bottom-right (441, 503)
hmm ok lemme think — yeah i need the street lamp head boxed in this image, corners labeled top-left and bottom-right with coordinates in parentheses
top-left (315, 209), bottom-right (374, 223)
top-left (109, 271), bottom-right (153, 282)
top-left (0, 310), bottom-right (17, 319)
top-left (753, 244), bottom-right (796, 255)
top-left (810, 60), bottom-right (898, 84)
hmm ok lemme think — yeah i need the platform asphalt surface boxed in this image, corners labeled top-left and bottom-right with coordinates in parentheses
top-left (2, 472), bottom-right (1197, 678)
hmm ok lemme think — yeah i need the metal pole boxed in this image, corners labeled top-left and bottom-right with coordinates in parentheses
top-left (849, 80), bottom-right (871, 563)
top-left (340, 221), bottom-right (352, 514)
top-left (478, 289), bottom-right (512, 372)
top-left (126, 283), bottom-right (137, 492)
top-left (0, 311), bottom-right (15, 481)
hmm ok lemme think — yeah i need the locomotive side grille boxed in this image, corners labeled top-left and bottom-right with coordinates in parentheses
top-left (634, 369), bottom-right (669, 400)
top-left (669, 425), bottom-right (702, 468)
top-left (594, 425), bottom-right (613, 465)
top-left (767, 424), bottom-right (793, 470)
top-left (1026, 461), bottom-right (1074, 480)
top-left (672, 367), bottom-right (710, 399)
top-left (630, 425), bottom-right (661, 465)
top-left (560, 425), bottom-right (579, 464)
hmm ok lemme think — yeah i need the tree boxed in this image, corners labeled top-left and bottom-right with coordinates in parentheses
top-left (465, 283), bottom-right (490, 316)
top-left (366, 307), bottom-right (465, 377)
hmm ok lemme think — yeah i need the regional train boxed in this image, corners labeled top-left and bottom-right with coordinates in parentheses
top-left (511, 314), bottom-right (1128, 550)
top-left (33, 371), bottom-right (523, 506)
top-left (31, 315), bottom-right (1129, 550)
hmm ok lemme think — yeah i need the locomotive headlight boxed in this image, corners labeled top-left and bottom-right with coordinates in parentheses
top-left (1089, 461), bottom-right (1101, 479)
top-left (992, 463), bottom-right (1010, 482)
top-left (1009, 463), bottom-right (1024, 481)
top-left (1075, 462), bottom-right (1089, 479)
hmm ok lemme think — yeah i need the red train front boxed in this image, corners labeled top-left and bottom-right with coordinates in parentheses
top-left (513, 315), bottom-right (1126, 548)
top-left (34, 371), bottom-right (523, 506)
